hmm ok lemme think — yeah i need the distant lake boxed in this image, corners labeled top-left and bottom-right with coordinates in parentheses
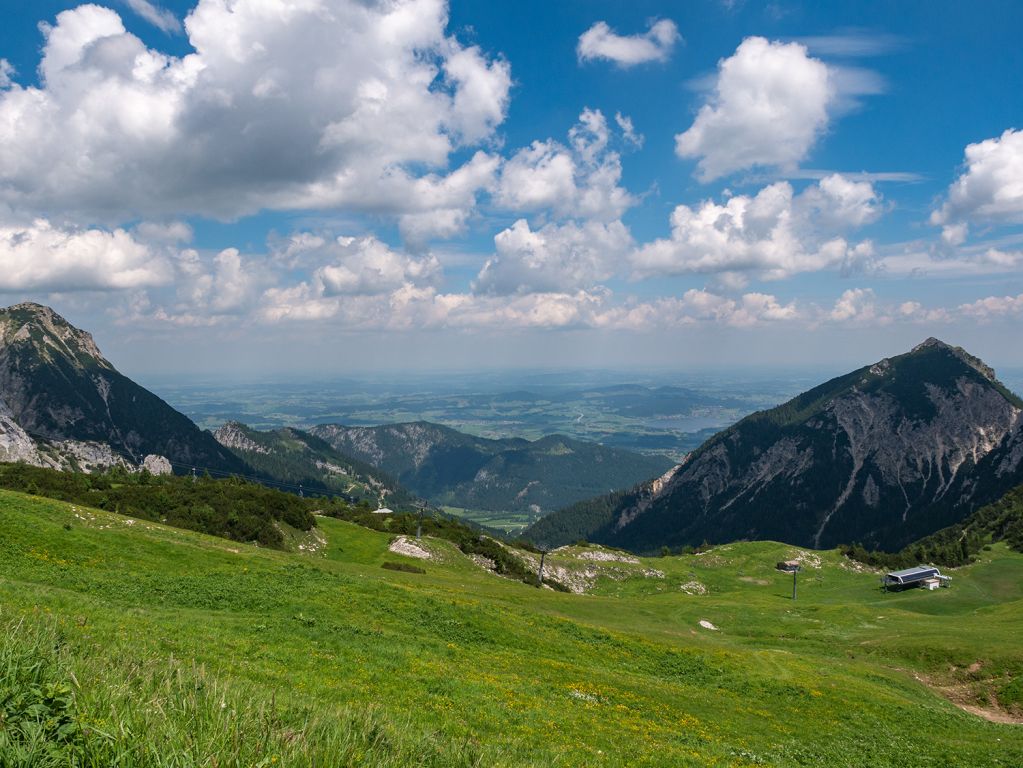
top-left (643, 415), bottom-right (734, 432)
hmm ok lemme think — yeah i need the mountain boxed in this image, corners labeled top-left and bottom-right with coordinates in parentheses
top-left (213, 421), bottom-right (414, 508)
top-left (0, 302), bottom-right (246, 474)
top-left (526, 338), bottom-right (1023, 553)
top-left (308, 421), bottom-right (674, 514)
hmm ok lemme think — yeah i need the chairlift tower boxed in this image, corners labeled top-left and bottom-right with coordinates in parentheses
top-left (537, 544), bottom-right (549, 587)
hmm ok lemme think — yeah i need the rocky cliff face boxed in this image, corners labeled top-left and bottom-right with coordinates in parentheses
top-left (528, 339), bottom-right (1023, 553)
top-left (0, 302), bottom-right (247, 475)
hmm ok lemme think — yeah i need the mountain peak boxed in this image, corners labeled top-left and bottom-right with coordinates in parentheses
top-left (908, 336), bottom-right (997, 383)
top-left (0, 302), bottom-right (109, 369)
top-left (911, 336), bottom-right (952, 352)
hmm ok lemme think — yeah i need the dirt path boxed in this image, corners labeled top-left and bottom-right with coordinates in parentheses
top-left (913, 672), bottom-right (1023, 725)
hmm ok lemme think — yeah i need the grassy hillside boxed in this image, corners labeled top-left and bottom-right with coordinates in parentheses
top-left (2, 489), bottom-right (1023, 766)
top-left (0, 462), bottom-right (321, 548)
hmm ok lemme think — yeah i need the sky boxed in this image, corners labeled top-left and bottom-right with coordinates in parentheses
top-left (0, 0), bottom-right (1022, 379)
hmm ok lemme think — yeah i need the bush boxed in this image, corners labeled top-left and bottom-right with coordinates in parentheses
top-left (0, 463), bottom-right (322, 550)
top-left (382, 561), bottom-right (426, 574)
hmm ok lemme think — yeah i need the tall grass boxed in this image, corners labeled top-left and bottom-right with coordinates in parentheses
top-left (0, 617), bottom-right (490, 767)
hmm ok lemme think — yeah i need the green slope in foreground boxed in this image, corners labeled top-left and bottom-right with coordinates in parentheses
top-left (1, 489), bottom-right (1022, 767)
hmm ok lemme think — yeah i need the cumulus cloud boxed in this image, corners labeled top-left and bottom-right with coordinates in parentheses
top-left (675, 37), bottom-right (833, 181)
top-left (577, 19), bottom-right (679, 67)
top-left (256, 232), bottom-right (441, 324)
top-left (475, 219), bottom-right (632, 296)
top-left (0, 60), bottom-right (13, 89)
top-left (257, 280), bottom-right (804, 332)
top-left (652, 289), bottom-right (800, 327)
top-left (314, 236), bottom-right (441, 296)
top-left (931, 129), bottom-right (1023, 233)
top-left (631, 175), bottom-right (881, 279)
top-left (958, 292), bottom-right (1023, 320)
top-left (124, 0), bottom-right (182, 33)
top-left (494, 108), bottom-right (636, 222)
top-left (0, 218), bottom-right (171, 292)
top-left (829, 287), bottom-right (879, 323)
top-left (0, 0), bottom-right (511, 227)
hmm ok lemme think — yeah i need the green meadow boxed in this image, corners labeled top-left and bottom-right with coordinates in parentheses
top-left (1, 488), bottom-right (1021, 767)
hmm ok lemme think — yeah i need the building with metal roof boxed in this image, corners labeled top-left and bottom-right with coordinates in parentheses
top-left (882, 565), bottom-right (951, 591)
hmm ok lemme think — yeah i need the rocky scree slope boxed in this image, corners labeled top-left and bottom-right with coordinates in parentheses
top-left (527, 339), bottom-right (1023, 553)
top-left (309, 421), bottom-right (674, 514)
top-left (0, 302), bottom-right (246, 474)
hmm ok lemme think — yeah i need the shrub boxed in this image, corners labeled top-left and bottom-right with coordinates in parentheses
top-left (382, 561), bottom-right (426, 574)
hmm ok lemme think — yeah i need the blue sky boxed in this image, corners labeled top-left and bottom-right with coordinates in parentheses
top-left (0, 0), bottom-right (1022, 378)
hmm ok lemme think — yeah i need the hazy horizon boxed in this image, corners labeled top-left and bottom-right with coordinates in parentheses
top-left (2, 1), bottom-right (1022, 379)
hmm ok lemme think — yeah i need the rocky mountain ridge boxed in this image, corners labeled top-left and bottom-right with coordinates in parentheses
top-left (213, 421), bottom-right (413, 508)
top-left (309, 421), bottom-right (674, 515)
top-left (0, 302), bottom-right (245, 474)
top-left (527, 339), bottom-right (1023, 553)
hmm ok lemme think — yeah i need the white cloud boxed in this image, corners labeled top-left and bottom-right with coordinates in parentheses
top-left (493, 142), bottom-right (576, 214)
top-left (134, 221), bottom-right (193, 244)
top-left (313, 235), bottom-right (441, 296)
top-left (614, 112), bottom-right (643, 148)
top-left (931, 129), bottom-right (1023, 231)
top-left (0, 60), bottom-right (13, 89)
top-left (958, 292), bottom-right (1023, 319)
top-left (494, 108), bottom-right (635, 222)
top-left (652, 289), bottom-right (800, 327)
top-left (255, 232), bottom-right (441, 323)
top-left (256, 280), bottom-right (804, 332)
top-left (797, 172), bottom-right (885, 230)
top-left (0, 218), bottom-right (170, 292)
top-left (675, 37), bottom-right (833, 181)
top-left (0, 1), bottom-right (510, 228)
top-left (124, 0), bottom-right (182, 34)
top-left (577, 19), bottom-right (679, 68)
top-left (795, 33), bottom-right (907, 58)
top-left (829, 288), bottom-right (879, 323)
top-left (631, 175), bottom-right (881, 279)
top-left (475, 219), bottom-right (632, 296)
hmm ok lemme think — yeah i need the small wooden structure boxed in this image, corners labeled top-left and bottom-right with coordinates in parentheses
top-left (776, 560), bottom-right (800, 573)
top-left (882, 565), bottom-right (951, 592)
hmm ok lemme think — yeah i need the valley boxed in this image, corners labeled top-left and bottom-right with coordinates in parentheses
top-left (2, 487), bottom-right (1022, 766)
top-left (150, 370), bottom-right (815, 461)
top-left (3, 302), bottom-right (1023, 766)
top-left (4, 2), bottom-right (1023, 764)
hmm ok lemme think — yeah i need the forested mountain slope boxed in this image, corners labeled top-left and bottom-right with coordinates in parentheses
top-left (528, 339), bottom-right (1023, 553)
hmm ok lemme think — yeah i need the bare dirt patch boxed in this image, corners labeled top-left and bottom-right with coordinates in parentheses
top-left (913, 672), bottom-right (1023, 725)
